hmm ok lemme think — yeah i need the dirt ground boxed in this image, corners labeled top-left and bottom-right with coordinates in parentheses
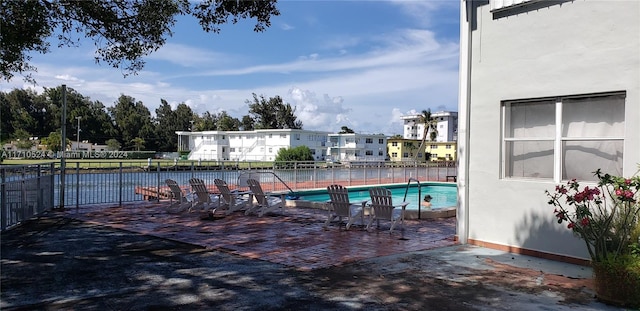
top-left (0, 215), bottom-right (621, 311)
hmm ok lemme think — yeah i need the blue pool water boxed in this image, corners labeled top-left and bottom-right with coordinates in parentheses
top-left (297, 183), bottom-right (457, 211)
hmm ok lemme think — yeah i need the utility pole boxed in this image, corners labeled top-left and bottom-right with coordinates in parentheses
top-left (76, 116), bottom-right (82, 150)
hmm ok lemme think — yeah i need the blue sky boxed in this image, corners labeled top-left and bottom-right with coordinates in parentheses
top-left (3, 0), bottom-right (460, 136)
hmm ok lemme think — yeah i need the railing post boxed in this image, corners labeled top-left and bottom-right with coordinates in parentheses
top-left (293, 161), bottom-right (298, 189)
top-left (156, 162), bottom-right (161, 202)
top-left (1, 166), bottom-right (6, 230)
top-left (21, 166), bottom-right (27, 221)
top-left (119, 162), bottom-right (123, 207)
top-left (75, 162), bottom-right (80, 211)
top-left (36, 164), bottom-right (42, 214)
top-left (49, 163), bottom-right (55, 210)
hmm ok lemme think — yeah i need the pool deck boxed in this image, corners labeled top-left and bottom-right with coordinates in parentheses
top-left (63, 201), bottom-right (457, 271)
top-left (2, 200), bottom-right (621, 310)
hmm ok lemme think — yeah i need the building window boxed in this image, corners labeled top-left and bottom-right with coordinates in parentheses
top-left (365, 150), bottom-right (373, 156)
top-left (268, 147), bottom-right (273, 153)
top-left (379, 150), bottom-right (384, 156)
top-left (446, 145), bottom-right (452, 149)
top-left (366, 138), bottom-right (373, 143)
top-left (392, 152), bottom-right (397, 157)
top-left (430, 145), bottom-right (437, 149)
top-left (403, 152), bottom-right (409, 157)
top-left (294, 134), bottom-right (300, 140)
top-left (378, 139), bottom-right (384, 144)
top-left (230, 148), bottom-right (235, 152)
top-left (391, 142), bottom-right (398, 147)
top-left (502, 92), bottom-right (625, 181)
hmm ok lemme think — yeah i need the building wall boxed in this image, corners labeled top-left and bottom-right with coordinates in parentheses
top-left (327, 133), bottom-right (387, 162)
top-left (464, 0), bottom-right (640, 260)
top-left (180, 129), bottom-right (331, 162)
top-left (401, 112), bottom-right (458, 142)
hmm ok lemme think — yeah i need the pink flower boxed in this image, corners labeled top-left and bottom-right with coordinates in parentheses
top-left (581, 217), bottom-right (590, 226)
top-left (568, 223), bottom-right (575, 229)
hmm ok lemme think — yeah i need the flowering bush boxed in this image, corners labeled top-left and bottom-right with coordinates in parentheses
top-left (545, 169), bottom-right (640, 262)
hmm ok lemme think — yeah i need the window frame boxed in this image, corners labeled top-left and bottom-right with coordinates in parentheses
top-left (501, 91), bottom-right (625, 182)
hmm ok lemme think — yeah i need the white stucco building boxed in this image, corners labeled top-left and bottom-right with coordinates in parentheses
top-left (176, 129), bottom-right (332, 162)
top-left (326, 133), bottom-right (387, 162)
top-left (401, 111), bottom-right (458, 142)
top-left (458, 0), bottom-right (640, 263)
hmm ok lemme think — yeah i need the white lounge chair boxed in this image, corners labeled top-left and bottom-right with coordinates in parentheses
top-left (164, 179), bottom-right (194, 213)
top-left (214, 178), bottom-right (251, 215)
top-left (325, 184), bottom-right (366, 230)
top-left (244, 178), bottom-right (285, 217)
top-left (367, 187), bottom-right (409, 233)
top-left (189, 178), bottom-right (221, 214)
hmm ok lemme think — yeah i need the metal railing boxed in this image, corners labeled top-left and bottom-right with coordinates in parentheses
top-left (1, 160), bottom-right (456, 230)
top-left (1, 163), bottom-right (56, 231)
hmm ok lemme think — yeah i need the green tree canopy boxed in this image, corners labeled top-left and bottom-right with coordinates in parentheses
top-left (247, 93), bottom-right (303, 130)
top-left (105, 138), bottom-right (121, 151)
top-left (338, 126), bottom-right (354, 134)
top-left (108, 95), bottom-right (155, 151)
top-left (1, 0), bottom-right (280, 82)
top-left (275, 146), bottom-right (314, 162)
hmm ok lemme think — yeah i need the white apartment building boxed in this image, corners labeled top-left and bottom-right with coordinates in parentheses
top-left (326, 133), bottom-right (387, 162)
top-left (176, 129), bottom-right (331, 161)
top-left (401, 111), bottom-right (458, 142)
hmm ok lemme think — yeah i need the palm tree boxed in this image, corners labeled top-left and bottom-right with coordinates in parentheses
top-left (415, 109), bottom-right (438, 161)
top-left (131, 137), bottom-right (145, 151)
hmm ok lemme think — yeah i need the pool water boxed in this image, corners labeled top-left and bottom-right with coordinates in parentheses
top-left (297, 184), bottom-right (457, 211)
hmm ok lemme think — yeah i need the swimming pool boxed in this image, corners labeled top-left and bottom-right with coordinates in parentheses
top-left (296, 183), bottom-right (458, 211)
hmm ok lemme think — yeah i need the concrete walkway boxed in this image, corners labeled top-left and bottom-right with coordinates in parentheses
top-left (0, 202), bottom-right (626, 310)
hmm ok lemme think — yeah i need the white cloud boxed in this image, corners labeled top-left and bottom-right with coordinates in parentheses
top-left (147, 43), bottom-right (235, 67)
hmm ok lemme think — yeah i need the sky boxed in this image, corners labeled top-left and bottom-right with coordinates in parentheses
top-left (2, 0), bottom-right (461, 136)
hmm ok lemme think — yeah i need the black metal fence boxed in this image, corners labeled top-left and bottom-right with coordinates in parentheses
top-left (1, 163), bottom-right (56, 231)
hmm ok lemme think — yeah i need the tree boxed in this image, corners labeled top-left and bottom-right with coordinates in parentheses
top-left (105, 138), bottom-right (121, 151)
top-left (275, 146), bottom-right (314, 162)
top-left (41, 131), bottom-right (68, 152)
top-left (131, 137), bottom-right (145, 151)
top-left (13, 129), bottom-right (34, 149)
top-left (1, 0), bottom-right (280, 82)
top-left (108, 95), bottom-right (154, 151)
top-left (240, 115), bottom-right (254, 131)
top-left (338, 126), bottom-right (354, 134)
top-left (216, 111), bottom-right (240, 131)
top-left (415, 109), bottom-right (437, 160)
top-left (246, 93), bottom-right (303, 129)
top-left (194, 111), bottom-right (218, 131)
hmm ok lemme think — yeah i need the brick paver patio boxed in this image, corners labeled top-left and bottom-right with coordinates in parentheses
top-left (64, 201), bottom-right (457, 271)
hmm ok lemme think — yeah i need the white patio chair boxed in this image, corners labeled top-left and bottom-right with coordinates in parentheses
top-left (164, 179), bottom-right (194, 213)
top-left (367, 187), bottom-right (409, 233)
top-left (188, 178), bottom-right (221, 214)
top-left (325, 184), bottom-right (366, 230)
top-left (244, 178), bottom-right (285, 217)
top-left (214, 178), bottom-right (251, 215)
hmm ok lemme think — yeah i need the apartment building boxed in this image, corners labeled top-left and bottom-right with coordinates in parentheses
top-left (176, 129), bottom-right (332, 162)
top-left (401, 111), bottom-right (458, 142)
top-left (326, 133), bottom-right (387, 163)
